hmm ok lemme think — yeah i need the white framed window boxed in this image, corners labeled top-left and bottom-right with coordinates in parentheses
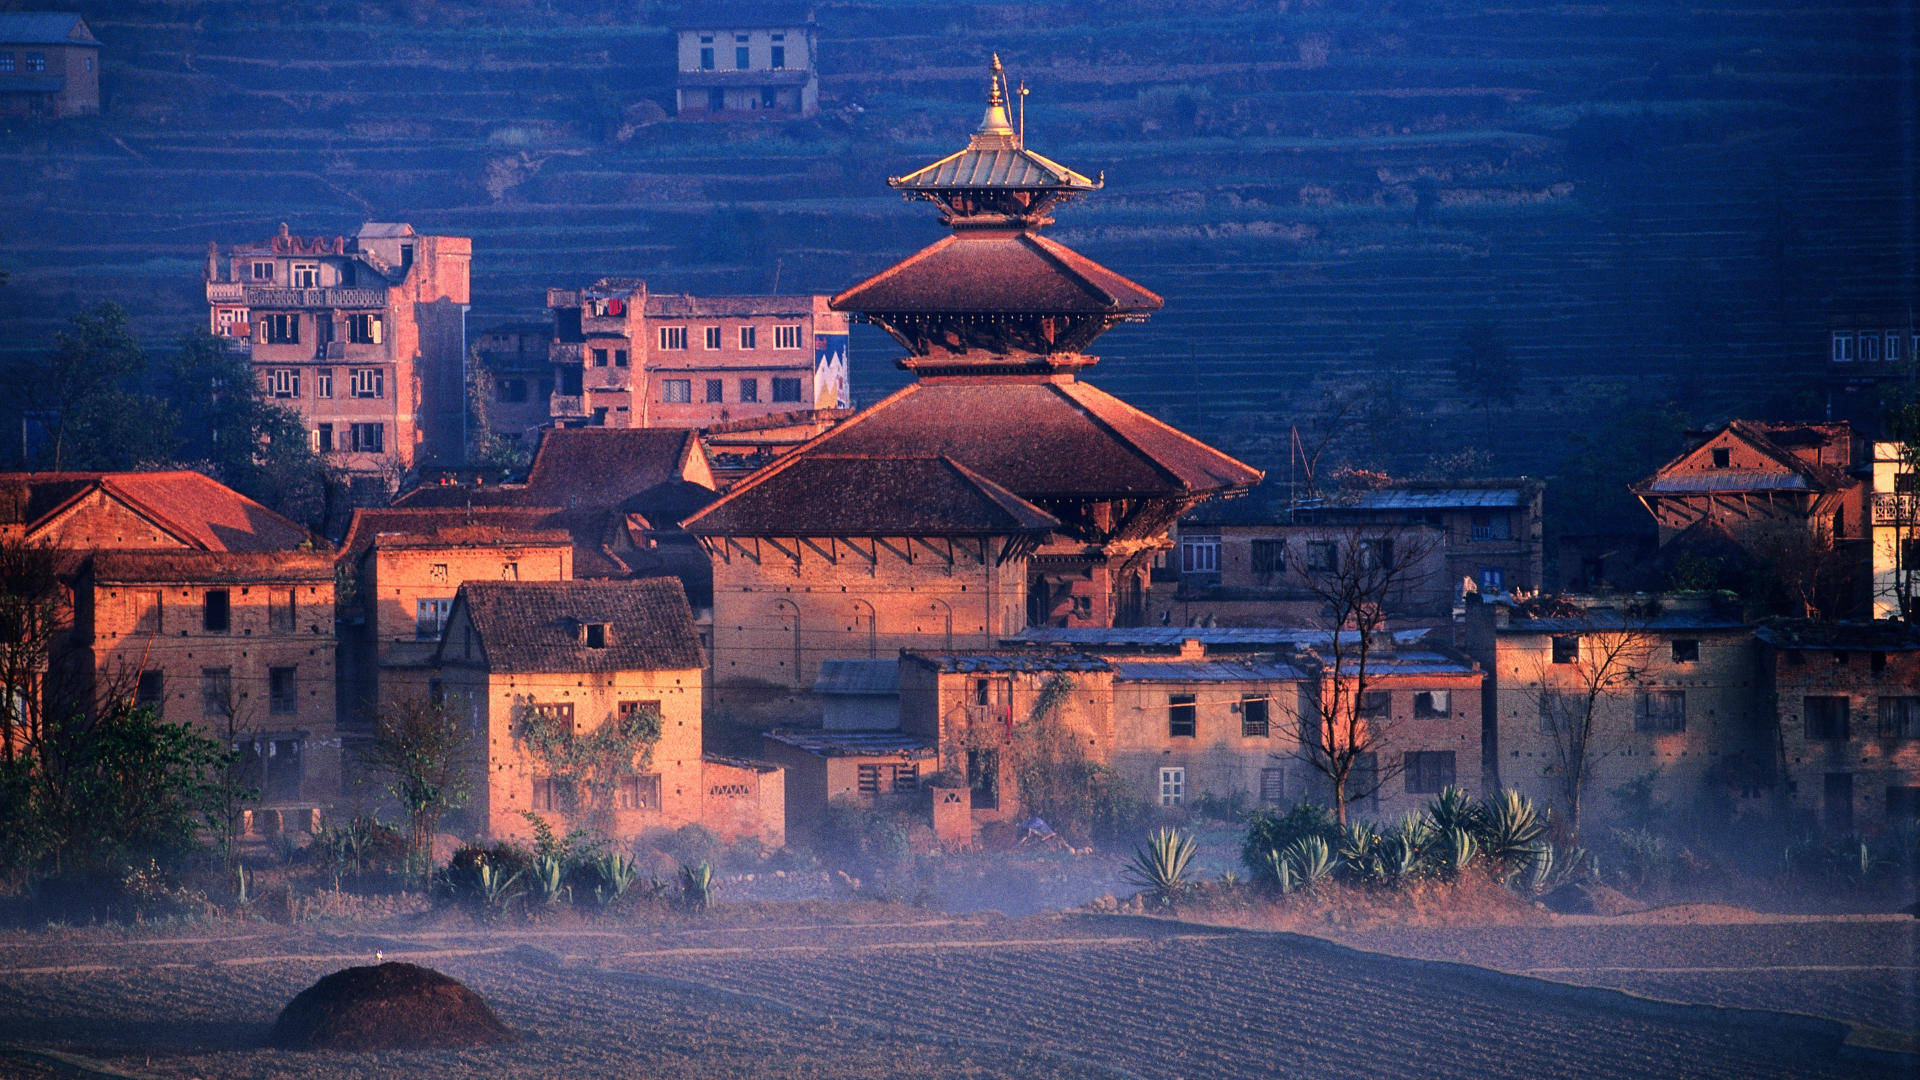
top-left (258, 313), bottom-right (299, 344)
top-left (291, 262), bottom-right (319, 288)
top-left (347, 313), bottom-right (383, 344)
top-left (315, 368), bottom-right (333, 399)
top-left (1862, 331), bottom-right (1883, 363)
top-left (704, 326), bottom-right (722, 350)
top-left (662, 378), bottom-right (692, 403)
top-left (1159, 766), bottom-right (1185, 807)
top-left (349, 368), bottom-right (384, 398)
top-left (415, 598), bottom-right (454, 640)
top-left (349, 422), bottom-right (383, 453)
top-left (1179, 534), bottom-right (1220, 575)
top-left (739, 326), bottom-right (757, 350)
top-left (1888, 332), bottom-right (1904, 363)
top-left (1479, 566), bottom-right (1505, 591)
top-left (659, 326), bottom-right (688, 350)
top-left (773, 324), bottom-right (803, 349)
top-left (250, 260), bottom-right (274, 282)
top-left (0, 55), bottom-right (12, 74)
top-left (267, 369), bottom-right (300, 398)
top-left (1832, 332), bottom-right (1853, 363)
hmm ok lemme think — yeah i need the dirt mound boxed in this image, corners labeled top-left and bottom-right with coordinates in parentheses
top-left (269, 962), bottom-right (517, 1051)
top-left (1540, 882), bottom-right (1646, 916)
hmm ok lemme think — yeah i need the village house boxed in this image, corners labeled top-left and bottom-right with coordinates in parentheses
top-left (1757, 620), bottom-right (1920, 833)
top-left (1869, 439), bottom-right (1918, 620)
top-left (1289, 478), bottom-right (1547, 596)
top-left (472, 321), bottom-right (556, 450)
top-left (0, 12), bottom-right (99, 119)
top-left (1633, 421), bottom-right (1867, 554)
top-left (1460, 594), bottom-right (1764, 830)
top-left (204, 222), bottom-right (472, 479)
top-left (434, 578), bottom-right (783, 845)
top-left (1, 471), bottom-right (338, 835)
top-left (683, 62), bottom-right (1261, 698)
top-left (545, 279), bottom-right (849, 430)
top-left (672, 4), bottom-right (819, 119)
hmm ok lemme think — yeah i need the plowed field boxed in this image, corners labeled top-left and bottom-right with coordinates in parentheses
top-left (0, 911), bottom-right (1908, 1080)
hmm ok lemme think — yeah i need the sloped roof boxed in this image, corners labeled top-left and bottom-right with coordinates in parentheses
top-left (832, 230), bottom-right (1161, 315)
top-left (891, 141), bottom-right (1097, 192)
top-left (1755, 619), bottom-right (1920, 652)
top-left (1634, 419), bottom-right (1854, 497)
top-left (684, 455), bottom-right (1059, 536)
top-left (813, 658), bottom-right (901, 696)
top-left (2, 471), bottom-right (314, 553)
top-left (0, 14), bottom-right (98, 46)
top-left (740, 380), bottom-right (1259, 502)
top-left (91, 550), bottom-right (335, 584)
top-left (340, 506), bottom-right (565, 563)
top-left (454, 578), bottom-right (703, 673)
top-left (522, 428), bottom-right (714, 522)
top-left (643, 293), bottom-right (820, 319)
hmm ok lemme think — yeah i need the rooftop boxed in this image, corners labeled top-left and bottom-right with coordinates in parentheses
top-left (902, 649), bottom-right (1113, 674)
top-left (91, 549), bottom-right (335, 584)
top-left (763, 728), bottom-right (937, 759)
top-left (341, 507), bottom-right (565, 561)
top-left (2, 471), bottom-right (315, 553)
top-left (813, 658), bottom-right (902, 696)
top-left (683, 455), bottom-right (1059, 537)
top-left (1756, 620), bottom-right (1920, 652)
top-left (832, 229), bottom-right (1160, 317)
top-left (452, 578), bottom-right (704, 673)
top-left (0, 13), bottom-right (98, 46)
top-left (1112, 657), bottom-right (1310, 683)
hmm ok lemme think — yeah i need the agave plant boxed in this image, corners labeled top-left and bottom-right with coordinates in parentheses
top-left (1477, 789), bottom-right (1548, 879)
top-left (1123, 828), bottom-right (1197, 905)
top-left (1526, 842), bottom-right (1589, 893)
top-left (1337, 821), bottom-right (1379, 868)
top-left (1435, 826), bottom-right (1478, 880)
top-left (473, 856), bottom-right (523, 910)
top-left (1427, 786), bottom-right (1481, 834)
top-left (531, 853), bottom-right (570, 906)
top-left (593, 852), bottom-right (640, 907)
top-left (1263, 848), bottom-right (1297, 894)
top-left (679, 861), bottom-right (715, 912)
top-left (1281, 835), bottom-right (1338, 889)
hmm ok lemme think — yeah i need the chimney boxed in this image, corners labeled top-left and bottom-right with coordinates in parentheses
top-left (1179, 638), bottom-right (1204, 660)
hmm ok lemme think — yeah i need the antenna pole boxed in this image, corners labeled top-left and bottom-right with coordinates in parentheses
top-left (1018, 79), bottom-right (1028, 145)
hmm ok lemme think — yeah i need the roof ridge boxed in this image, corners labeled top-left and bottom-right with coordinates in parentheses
top-left (937, 455), bottom-right (1061, 529)
top-left (1055, 381), bottom-right (1262, 492)
top-left (828, 233), bottom-right (959, 311)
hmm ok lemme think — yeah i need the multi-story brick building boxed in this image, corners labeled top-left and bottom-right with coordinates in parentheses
top-left (434, 578), bottom-right (783, 844)
top-left (472, 321), bottom-right (555, 451)
top-left (1870, 440), bottom-right (1918, 620)
top-left (204, 222), bottom-right (472, 477)
top-left (546, 279), bottom-right (849, 429)
top-left (1758, 620), bottom-right (1920, 833)
top-left (1289, 479), bottom-right (1546, 596)
top-left (2, 470), bottom-right (339, 834)
top-left (673, 5), bottom-right (819, 119)
top-left (0, 12), bottom-right (99, 119)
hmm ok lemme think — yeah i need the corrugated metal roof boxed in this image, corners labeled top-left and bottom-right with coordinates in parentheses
top-left (1345, 489), bottom-right (1527, 509)
top-left (0, 13), bottom-right (96, 45)
top-left (1113, 658), bottom-right (1309, 683)
top-left (904, 650), bottom-right (1112, 673)
top-left (1014, 626), bottom-right (1312, 647)
top-left (813, 658), bottom-right (901, 696)
top-left (764, 729), bottom-right (937, 758)
top-left (1507, 611), bottom-right (1747, 633)
top-left (1641, 472), bottom-right (1812, 493)
top-left (892, 144), bottom-right (1096, 191)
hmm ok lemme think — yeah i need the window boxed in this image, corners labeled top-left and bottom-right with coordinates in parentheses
top-left (616, 700), bottom-right (661, 738)
top-left (739, 378), bottom-right (759, 402)
top-left (592, 347), bottom-right (608, 367)
top-left (736, 45), bottom-right (750, 69)
top-left (659, 326), bottom-right (688, 350)
top-left (1862, 331), bottom-right (1883, 362)
top-left (1403, 751), bottom-right (1456, 794)
top-left (1479, 566), bottom-right (1505, 591)
top-left (1711, 446), bottom-right (1731, 468)
top-left (857, 763), bottom-right (920, 796)
top-left (527, 701), bottom-right (574, 729)
top-left (498, 377), bottom-right (527, 403)
top-left (532, 776), bottom-right (574, 812)
top-left (131, 589), bottom-right (162, 633)
top-left (258, 313), bottom-right (299, 344)
top-left (1179, 534), bottom-right (1220, 575)
top-left (202, 668), bottom-right (232, 718)
top-left (771, 44), bottom-right (786, 69)
top-left (1832, 331), bottom-right (1854, 362)
top-left (136, 670), bottom-right (164, 708)
top-left (1251, 539), bottom-right (1286, 575)
top-left (583, 622), bottom-right (608, 649)
top-left (1306, 541), bottom-right (1338, 572)
top-left (1168, 694), bottom-right (1196, 738)
top-left (704, 326), bottom-right (722, 350)
top-left (1634, 689), bottom-right (1687, 733)
top-left (25, 52), bottom-right (44, 73)
top-left (416, 597), bottom-right (453, 640)
top-left (1803, 696), bottom-right (1850, 741)
top-left (761, 87), bottom-right (778, 109)
top-left (1538, 691), bottom-right (1577, 734)
top-left (291, 262), bottom-right (318, 288)
top-left (349, 368), bottom-right (384, 398)
top-left (0, 55), bottom-right (12, 74)
top-left (1358, 690), bottom-right (1391, 719)
top-left (771, 377), bottom-right (803, 403)
top-left (773, 324), bottom-right (803, 349)
top-left (1469, 511), bottom-right (1512, 540)
top-left (315, 368), bottom-right (333, 398)
top-left (1241, 694), bottom-right (1269, 737)
top-left (1671, 639), bottom-right (1699, 663)
top-left (269, 589), bottom-right (296, 633)
top-left (739, 326), bottom-right (757, 349)
top-left (1259, 767), bottom-right (1286, 805)
top-left (1350, 753), bottom-right (1379, 814)
top-left (617, 773), bottom-right (662, 811)
top-left (709, 88), bottom-right (725, 111)
top-left (705, 378), bottom-right (725, 403)
top-left (1159, 766), bottom-right (1185, 807)
top-left (315, 423), bottom-right (333, 453)
top-left (1551, 636), bottom-right (1579, 664)
top-left (203, 589), bottom-right (230, 633)
top-left (1357, 538), bottom-right (1394, 571)
top-left (1888, 331), bottom-right (1904, 362)
top-left (251, 260), bottom-right (274, 282)
top-left (1413, 690), bottom-right (1450, 717)
top-left (267, 368), bottom-right (300, 398)
top-left (501, 561), bottom-right (518, 580)
top-left (1880, 697), bottom-right (1920, 739)
top-left (269, 667), bottom-right (298, 715)
top-left (699, 46), bottom-right (714, 70)
top-left (662, 379), bottom-right (692, 404)
top-left (349, 423), bottom-right (383, 453)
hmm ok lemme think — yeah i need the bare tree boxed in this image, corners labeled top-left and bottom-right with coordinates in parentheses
top-left (1525, 602), bottom-right (1657, 843)
top-left (1286, 524), bottom-right (1439, 825)
top-left (362, 697), bottom-right (472, 884)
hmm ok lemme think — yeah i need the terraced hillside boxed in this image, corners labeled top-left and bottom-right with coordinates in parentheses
top-left (1, 0), bottom-right (1912, 497)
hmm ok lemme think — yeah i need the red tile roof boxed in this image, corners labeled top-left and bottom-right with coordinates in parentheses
top-left (1, 471), bottom-right (315, 552)
top-left (91, 550), bottom-right (336, 584)
top-left (449, 578), bottom-right (703, 674)
top-left (831, 230), bottom-right (1161, 316)
top-left (340, 507), bottom-right (567, 563)
top-left (684, 455), bottom-right (1059, 537)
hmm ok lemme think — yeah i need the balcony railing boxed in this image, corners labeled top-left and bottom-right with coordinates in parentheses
top-left (245, 285), bottom-right (387, 309)
top-left (1873, 492), bottom-right (1918, 527)
top-left (206, 281), bottom-right (246, 303)
top-left (550, 341), bottom-right (583, 365)
top-left (550, 393), bottom-right (587, 417)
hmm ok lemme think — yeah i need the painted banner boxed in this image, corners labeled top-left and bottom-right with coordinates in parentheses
top-left (813, 332), bottom-right (850, 409)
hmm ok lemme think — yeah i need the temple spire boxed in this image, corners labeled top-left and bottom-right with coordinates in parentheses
top-left (977, 54), bottom-right (1015, 139)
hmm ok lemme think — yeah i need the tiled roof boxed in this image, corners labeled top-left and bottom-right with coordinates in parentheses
top-left (91, 550), bottom-right (335, 584)
top-left (1634, 419), bottom-right (1854, 497)
top-left (902, 649), bottom-right (1113, 674)
top-left (832, 230), bottom-right (1161, 315)
top-left (1, 471), bottom-right (314, 552)
top-left (523, 428), bottom-right (714, 522)
top-left (747, 380), bottom-right (1260, 502)
top-left (684, 455), bottom-right (1059, 536)
top-left (764, 729), bottom-right (936, 758)
top-left (340, 507), bottom-right (564, 562)
top-left (813, 658), bottom-right (901, 696)
top-left (454, 578), bottom-right (703, 673)
top-left (0, 13), bottom-right (97, 45)
top-left (1755, 619), bottom-right (1920, 652)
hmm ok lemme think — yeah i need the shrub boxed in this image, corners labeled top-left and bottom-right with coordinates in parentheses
top-left (678, 861), bottom-right (714, 912)
top-left (1121, 828), bottom-right (1196, 906)
top-left (1279, 835), bottom-right (1337, 890)
top-left (441, 842), bottom-right (532, 911)
top-left (821, 798), bottom-right (912, 863)
top-left (1240, 800), bottom-right (1338, 878)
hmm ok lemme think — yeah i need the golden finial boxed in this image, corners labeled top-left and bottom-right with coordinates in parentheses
top-left (976, 52), bottom-right (1014, 137)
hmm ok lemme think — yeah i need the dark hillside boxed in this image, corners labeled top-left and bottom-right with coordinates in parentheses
top-left (0, 0), bottom-right (1912, 520)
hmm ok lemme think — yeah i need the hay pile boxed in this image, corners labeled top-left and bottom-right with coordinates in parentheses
top-left (269, 962), bottom-right (517, 1051)
top-left (1539, 881), bottom-right (1646, 916)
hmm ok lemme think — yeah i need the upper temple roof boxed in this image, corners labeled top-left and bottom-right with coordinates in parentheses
top-left (831, 229), bottom-right (1161, 316)
top-left (890, 137), bottom-right (1098, 195)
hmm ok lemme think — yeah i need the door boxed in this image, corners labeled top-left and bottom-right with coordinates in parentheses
top-left (1823, 772), bottom-right (1854, 834)
top-left (966, 748), bottom-right (999, 810)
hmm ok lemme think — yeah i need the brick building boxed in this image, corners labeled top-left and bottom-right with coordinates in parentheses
top-left (435, 578), bottom-right (782, 844)
top-left (204, 222), bottom-right (472, 477)
top-left (1869, 440), bottom-right (1918, 620)
top-left (684, 63), bottom-right (1260, 693)
top-left (1289, 479), bottom-right (1546, 596)
top-left (1633, 421), bottom-right (1866, 551)
top-left (546, 279), bottom-right (848, 430)
top-left (1, 471), bottom-right (339, 834)
top-left (1758, 620), bottom-right (1920, 833)
top-left (472, 321), bottom-right (555, 450)
top-left (0, 13), bottom-right (99, 119)
top-left (673, 4), bottom-right (818, 119)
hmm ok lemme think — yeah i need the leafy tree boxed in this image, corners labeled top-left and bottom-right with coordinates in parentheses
top-left (362, 697), bottom-right (473, 884)
top-left (9, 303), bottom-right (175, 470)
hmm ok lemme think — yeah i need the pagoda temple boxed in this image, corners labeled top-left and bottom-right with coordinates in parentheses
top-left (685, 59), bottom-right (1261, 690)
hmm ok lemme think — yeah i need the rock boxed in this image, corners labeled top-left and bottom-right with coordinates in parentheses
top-left (1539, 881), bottom-right (1646, 916)
top-left (269, 962), bottom-right (516, 1051)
